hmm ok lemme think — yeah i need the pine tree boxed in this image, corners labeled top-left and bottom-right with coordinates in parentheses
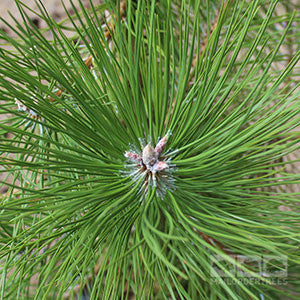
top-left (0, 0), bottom-right (299, 299)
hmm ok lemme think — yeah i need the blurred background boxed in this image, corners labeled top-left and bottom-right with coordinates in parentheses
top-left (0, 0), bottom-right (100, 37)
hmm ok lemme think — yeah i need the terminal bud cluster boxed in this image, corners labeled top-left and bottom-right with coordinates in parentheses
top-left (124, 131), bottom-right (175, 198)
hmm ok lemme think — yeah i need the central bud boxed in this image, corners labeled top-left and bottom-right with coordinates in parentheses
top-left (124, 132), bottom-right (175, 199)
top-left (142, 144), bottom-right (157, 168)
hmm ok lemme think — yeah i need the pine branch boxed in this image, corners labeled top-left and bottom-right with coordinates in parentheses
top-left (0, 0), bottom-right (299, 299)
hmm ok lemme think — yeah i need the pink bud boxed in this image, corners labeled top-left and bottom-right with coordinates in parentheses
top-left (152, 161), bottom-right (169, 172)
top-left (125, 151), bottom-right (141, 163)
top-left (155, 133), bottom-right (169, 155)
